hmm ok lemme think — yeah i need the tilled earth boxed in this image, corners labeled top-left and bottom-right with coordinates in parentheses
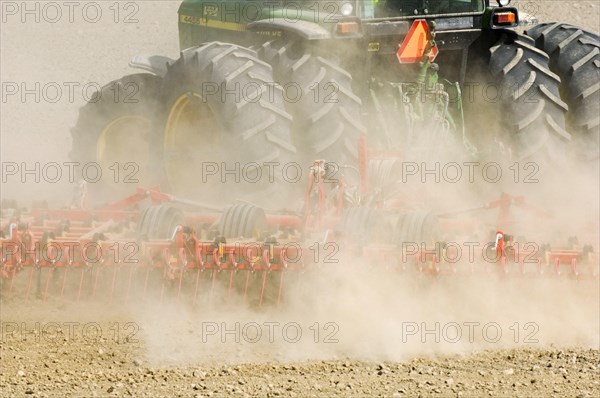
top-left (0, 303), bottom-right (600, 397)
top-left (1, 282), bottom-right (599, 398)
top-left (1, 306), bottom-right (599, 398)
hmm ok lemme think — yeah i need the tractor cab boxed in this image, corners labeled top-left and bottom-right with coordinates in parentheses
top-left (372, 0), bottom-right (486, 18)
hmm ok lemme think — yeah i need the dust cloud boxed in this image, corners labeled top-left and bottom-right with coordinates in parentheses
top-left (130, 261), bottom-right (598, 366)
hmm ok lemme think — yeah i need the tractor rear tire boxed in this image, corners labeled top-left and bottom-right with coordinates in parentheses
top-left (70, 73), bottom-right (162, 201)
top-left (258, 40), bottom-right (366, 167)
top-left (159, 42), bottom-right (297, 205)
top-left (488, 32), bottom-right (570, 164)
top-left (367, 158), bottom-right (403, 193)
top-left (525, 23), bottom-right (600, 163)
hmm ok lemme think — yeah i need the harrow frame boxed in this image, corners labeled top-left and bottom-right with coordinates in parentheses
top-left (2, 144), bottom-right (598, 304)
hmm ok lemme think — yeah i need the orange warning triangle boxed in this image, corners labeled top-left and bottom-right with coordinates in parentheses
top-left (397, 20), bottom-right (439, 64)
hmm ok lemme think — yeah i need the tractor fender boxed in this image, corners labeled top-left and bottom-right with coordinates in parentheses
top-left (129, 54), bottom-right (175, 78)
top-left (247, 18), bottom-right (331, 40)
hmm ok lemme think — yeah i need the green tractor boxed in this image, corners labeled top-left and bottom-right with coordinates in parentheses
top-left (71, 0), bottom-right (599, 202)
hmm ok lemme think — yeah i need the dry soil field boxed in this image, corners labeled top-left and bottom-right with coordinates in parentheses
top-left (1, 1), bottom-right (599, 397)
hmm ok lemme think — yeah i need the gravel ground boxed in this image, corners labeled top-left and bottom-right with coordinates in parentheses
top-left (1, 274), bottom-right (599, 397)
top-left (1, 1), bottom-right (599, 397)
top-left (1, 296), bottom-right (599, 398)
top-left (2, 339), bottom-right (599, 398)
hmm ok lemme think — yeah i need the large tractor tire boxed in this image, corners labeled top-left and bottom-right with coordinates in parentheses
top-left (70, 73), bottom-right (162, 201)
top-left (258, 40), bottom-right (366, 167)
top-left (525, 23), bottom-right (600, 164)
top-left (159, 42), bottom-right (297, 206)
top-left (487, 32), bottom-right (570, 165)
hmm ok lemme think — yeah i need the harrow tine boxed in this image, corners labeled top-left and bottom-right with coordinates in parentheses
top-left (8, 267), bottom-right (16, 299)
top-left (126, 265), bottom-right (134, 302)
top-left (570, 258), bottom-right (578, 277)
top-left (43, 268), bottom-right (53, 300)
top-left (193, 268), bottom-right (201, 305)
top-left (110, 266), bottom-right (118, 302)
top-left (277, 271), bottom-right (284, 305)
top-left (143, 267), bottom-right (150, 299)
top-left (500, 256), bottom-right (507, 275)
top-left (209, 269), bottom-right (217, 305)
top-left (228, 270), bottom-right (234, 302)
top-left (77, 267), bottom-right (85, 300)
top-left (25, 267), bottom-right (34, 300)
top-left (92, 266), bottom-right (100, 298)
top-left (177, 267), bottom-right (184, 300)
top-left (259, 270), bottom-right (267, 307)
top-left (243, 270), bottom-right (251, 303)
top-left (35, 268), bottom-right (42, 299)
top-left (60, 267), bottom-right (68, 298)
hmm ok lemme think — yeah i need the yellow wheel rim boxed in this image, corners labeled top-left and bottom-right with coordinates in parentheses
top-left (164, 93), bottom-right (220, 191)
top-left (97, 116), bottom-right (151, 165)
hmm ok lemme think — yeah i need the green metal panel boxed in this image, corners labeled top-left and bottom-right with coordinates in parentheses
top-left (177, 1), bottom-right (490, 49)
top-left (178, 0), bottom-right (256, 49)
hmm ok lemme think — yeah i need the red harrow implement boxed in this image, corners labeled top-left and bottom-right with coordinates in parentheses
top-left (2, 145), bottom-right (598, 305)
top-left (0, 188), bottom-right (308, 306)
